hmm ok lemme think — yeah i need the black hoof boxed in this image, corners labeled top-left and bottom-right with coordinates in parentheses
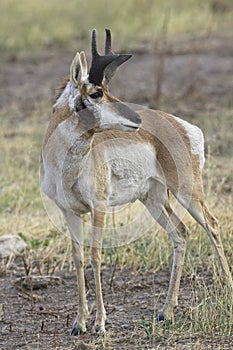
top-left (71, 324), bottom-right (86, 336)
top-left (157, 313), bottom-right (165, 322)
top-left (157, 313), bottom-right (173, 324)
top-left (92, 325), bottom-right (106, 334)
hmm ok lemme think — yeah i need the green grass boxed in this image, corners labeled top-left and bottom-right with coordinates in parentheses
top-left (193, 111), bottom-right (233, 157)
top-left (0, 0), bottom-right (233, 52)
top-left (139, 281), bottom-right (233, 344)
top-left (0, 104), bottom-right (49, 237)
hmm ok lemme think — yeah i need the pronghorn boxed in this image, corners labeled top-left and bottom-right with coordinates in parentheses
top-left (40, 29), bottom-right (233, 335)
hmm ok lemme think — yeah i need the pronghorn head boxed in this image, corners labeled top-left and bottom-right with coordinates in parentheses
top-left (67, 29), bottom-right (141, 132)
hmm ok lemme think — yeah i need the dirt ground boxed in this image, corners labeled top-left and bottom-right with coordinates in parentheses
top-left (0, 32), bottom-right (233, 349)
top-left (1, 261), bottom-right (233, 350)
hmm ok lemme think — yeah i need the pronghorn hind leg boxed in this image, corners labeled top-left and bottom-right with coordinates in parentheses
top-left (187, 199), bottom-right (233, 288)
top-left (157, 203), bottom-right (189, 322)
top-left (142, 181), bottom-right (189, 322)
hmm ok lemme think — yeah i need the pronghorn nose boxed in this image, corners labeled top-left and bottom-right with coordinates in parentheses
top-left (115, 102), bottom-right (142, 126)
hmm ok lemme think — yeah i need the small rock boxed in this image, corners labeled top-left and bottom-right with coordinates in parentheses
top-left (0, 234), bottom-right (27, 257)
top-left (121, 323), bottom-right (129, 329)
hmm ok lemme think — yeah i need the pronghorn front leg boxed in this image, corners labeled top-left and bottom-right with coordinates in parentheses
top-left (63, 211), bottom-right (89, 335)
top-left (91, 206), bottom-right (106, 333)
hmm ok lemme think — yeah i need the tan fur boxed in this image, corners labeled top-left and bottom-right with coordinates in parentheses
top-left (48, 79), bottom-right (199, 199)
top-left (92, 108), bottom-right (198, 198)
top-left (41, 67), bottom-right (233, 336)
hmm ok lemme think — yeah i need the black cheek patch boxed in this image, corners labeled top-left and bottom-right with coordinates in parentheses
top-left (75, 98), bottom-right (87, 112)
top-left (81, 101), bottom-right (87, 109)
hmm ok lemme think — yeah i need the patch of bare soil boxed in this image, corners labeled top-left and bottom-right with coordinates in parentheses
top-left (0, 33), bottom-right (233, 349)
top-left (1, 261), bottom-right (232, 350)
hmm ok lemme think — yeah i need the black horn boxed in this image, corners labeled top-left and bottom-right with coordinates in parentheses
top-left (88, 29), bottom-right (132, 86)
top-left (104, 28), bottom-right (132, 84)
top-left (105, 28), bottom-right (113, 55)
top-left (91, 28), bottom-right (98, 57)
top-left (89, 29), bottom-right (116, 86)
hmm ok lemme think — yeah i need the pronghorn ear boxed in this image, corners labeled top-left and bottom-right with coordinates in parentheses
top-left (70, 51), bottom-right (88, 86)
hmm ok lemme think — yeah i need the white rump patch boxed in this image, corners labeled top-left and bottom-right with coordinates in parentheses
top-left (172, 115), bottom-right (205, 169)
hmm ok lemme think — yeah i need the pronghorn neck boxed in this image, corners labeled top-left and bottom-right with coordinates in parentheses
top-left (67, 123), bottom-right (94, 161)
top-left (44, 81), bottom-right (96, 149)
top-left (55, 109), bottom-right (95, 159)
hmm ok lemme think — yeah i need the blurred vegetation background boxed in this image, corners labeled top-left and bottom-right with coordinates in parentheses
top-left (0, 1), bottom-right (233, 347)
top-left (0, 0), bottom-right (233, 52)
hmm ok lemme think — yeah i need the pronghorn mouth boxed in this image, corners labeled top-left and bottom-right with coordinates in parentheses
top-left (100, 122), bottom-right (141, 131)
top-left (123, 120), bottom-right (142, 129)
top-left (119, 122), bottom-right (141, 132)
top-left (123, 124), bottom-right (140, 130)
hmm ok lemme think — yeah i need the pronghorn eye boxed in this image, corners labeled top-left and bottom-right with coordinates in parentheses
top-left (89, 91), bottom-right (103, 99)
